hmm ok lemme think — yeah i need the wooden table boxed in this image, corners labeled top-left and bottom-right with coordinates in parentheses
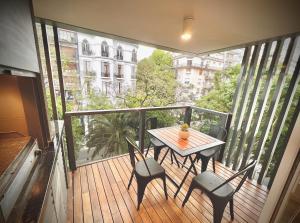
top-left (147, 126), bottom-right (225, 197)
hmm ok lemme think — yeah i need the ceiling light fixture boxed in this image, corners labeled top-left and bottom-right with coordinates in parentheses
top-left (181, 17), bottom-right (193, 41)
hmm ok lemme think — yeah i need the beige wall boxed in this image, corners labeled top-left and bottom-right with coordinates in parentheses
top-left (0, 75), bottom-right (29, 135)
top-left (258, 114), bottom-right (300, 222)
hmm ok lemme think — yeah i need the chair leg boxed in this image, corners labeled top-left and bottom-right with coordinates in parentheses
top-left (137, 179), bottom-right (148, 210)
top-left (212, 156), bottom-right (216, 173)
top-left (182, 156), bottom-right (188, 168)
top-left (229, 199), bottom-right (234, 220)
top-left (128, 171), bottom-right (134, 189)
top-left (182, 180), bottom-right (195, 207)
top-left (211, 200), bottom-right (227, 223)
top-left (200, 156), bottom-right (210, 172)
top-left (145, 143), bottom-right (151, 157)
top-left (162, 176), bottom-right (168, 200)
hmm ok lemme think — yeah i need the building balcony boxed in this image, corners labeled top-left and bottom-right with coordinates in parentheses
top-left (101, 72), bottom-right (110, 78)
top-left (174, 62), bottom-right (203, 69)
top-left (115, 73), bottom-right (124, 79)
top-left (84, 70), bottom-right (97, 77)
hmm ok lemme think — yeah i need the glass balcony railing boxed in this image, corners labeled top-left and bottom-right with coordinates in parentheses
top-left (64, 106), bottom-right (231, 167)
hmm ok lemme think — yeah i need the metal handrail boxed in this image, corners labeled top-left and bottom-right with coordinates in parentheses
top-left (64, 105), bottom-right (231, 171)
top-left (65, 105), bottom-right (190, 117)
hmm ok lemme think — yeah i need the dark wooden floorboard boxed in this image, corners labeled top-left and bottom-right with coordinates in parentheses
top-left (68, 152), bottom-right (268, 223)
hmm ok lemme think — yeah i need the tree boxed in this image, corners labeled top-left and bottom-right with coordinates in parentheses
top-left (195, 64), bottom-right (300, 179)
top-left (195, 65), bottom-right (241, 113)
top-left (86, 112), bottom-right (137, 159)
top-left (84, 50), bottom-right (180, 159)
top-left (123, 49), bottom-right (178, 107)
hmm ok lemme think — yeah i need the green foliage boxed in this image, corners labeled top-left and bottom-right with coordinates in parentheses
top-left (82, 50), bottom-right (179, 160)
top-left (86, 112), bottom-right (137, 159)
top-left (180, 123), bottom-right (189, 131)
top-left (124, 49), bottom-right (177, 107)
top-left (196, 65), bottom-right (241, 112)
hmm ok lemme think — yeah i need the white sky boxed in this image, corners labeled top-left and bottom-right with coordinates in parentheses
top-left (137, 45), bottom-right (156, 61)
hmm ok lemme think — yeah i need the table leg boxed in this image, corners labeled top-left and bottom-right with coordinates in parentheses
top-left (159, 148), bottom-right (170, 165)
top-left (154, 146), bottom-right (162, 161)
top-left (190, 155), bottom-right (198, 175)
top-left (174, 155), bottom-right (198, 198)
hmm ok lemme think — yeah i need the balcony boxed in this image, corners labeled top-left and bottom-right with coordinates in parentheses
top-left (101, 72), bottom-right (110, 78)
top-left (67, 151), bottom-right (268, 223)
top-left (174, 62), bottom-right (203, 69)
top-left (115, 73), bottom-right (124, 79)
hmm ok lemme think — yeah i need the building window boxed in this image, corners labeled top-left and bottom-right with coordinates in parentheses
top-left (116, 64), bottom-right (123, 78)
top-left (101, 62), bottom-right (110, 77)
top-left (83, 60), bottom-right (91, 73)
top-left (131, 49), bottom-right (137, 62)
top-left (102, 82), bottom-right (110, 95)
top-left (186, 68), bottom-right (191, 74)
top-left (82, 39), bottom-right (91, 55)
top-left (118, 82), bottom-right (122, 94)
top-left (116, 46), bottom-right (123, 60)
top-left (187, 59), bottom-right (192, 66)
top-left (101, 41), bottom-right (109, 57)
top-left (131, 66), bottom-right (136, 79)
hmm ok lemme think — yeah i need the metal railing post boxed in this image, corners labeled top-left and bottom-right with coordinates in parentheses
top-left (184, 106), bottom-right (192, 125)
top-left (64, 115), bottom-right (76, 171)
top-left (219, 113), bottom-right (232, 162)
top-left (138, 110), bottom-right (146, 153)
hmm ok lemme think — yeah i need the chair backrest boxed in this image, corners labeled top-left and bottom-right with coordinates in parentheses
top-left (209, 124), bottom-right (227, 141)
top-left (146, 117), bottom-right (158, 130)
top-left (211, 160), bottom-right (257, 194)
top-left (126, 137), bottom-right (151, 174)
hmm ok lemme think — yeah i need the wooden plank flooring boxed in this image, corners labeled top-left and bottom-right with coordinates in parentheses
top-left (67, 150), bottom-right (268, 223)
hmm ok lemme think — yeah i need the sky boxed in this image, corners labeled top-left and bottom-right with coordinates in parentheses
top-left (137, 45), bottom-right (156, 61)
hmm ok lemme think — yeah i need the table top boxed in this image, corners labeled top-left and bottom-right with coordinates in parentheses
top-left (147, 126), bottom-right (225, 157)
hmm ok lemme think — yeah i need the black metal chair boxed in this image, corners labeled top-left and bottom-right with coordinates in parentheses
top-left (126, 137), bottom-right (168, 210)
top-left (144, 117), bottom-right (180, 167)
top-left (182, 125), bottom-right (227, 172)
top-left (182, 160), bottom-right (257, 223)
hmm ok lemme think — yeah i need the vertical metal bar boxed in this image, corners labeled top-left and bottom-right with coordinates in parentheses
top-left (226, 44), bottom-right (261, 167)
top-left (138, 110), bottom-right (146, 153)
top-left (268, 98), bottom-right (300, 189)
top-left (41, 22), bottom-right (58, 120)
top-left (64, 115), bottom-right (76, 170)
top-left (232, 43), bottom-right (271, 170)
top-left (184, 106), bottom-right (192, 125)
top-left (32, 21), bottom-right (51, 146)
top-left (251, 37), bottom-right (296, 179)
top-left (218, 113), bottom-right (232, 162)
top-left (224, 46), bottom-right (252, 166)
top-left (239, 39), bottom-right (284, 170)
top-left (258, 53), bottom-right (300, 184)
top-left (53, 26), bottom-right (67, 115)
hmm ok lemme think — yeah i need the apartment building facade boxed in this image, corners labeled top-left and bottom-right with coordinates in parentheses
top-left (174, 50), bottom-right (243, 103)
top-left (77, 33), bottom-right (138, 99)
top-left (52, 29), bottom-right (138, 105)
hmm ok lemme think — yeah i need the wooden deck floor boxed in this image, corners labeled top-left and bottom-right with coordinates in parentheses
top-left (67, 151), bottom-right (268, 223)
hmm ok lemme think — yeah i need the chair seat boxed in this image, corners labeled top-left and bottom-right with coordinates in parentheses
top-left (199, 147), bottom-right (219, 158)
top-left (135, 158), bottom-right (165, 177)
top-left (193, 171), bottom-right (234, 198)
top-left (150, 137), bottom-right (165, 148)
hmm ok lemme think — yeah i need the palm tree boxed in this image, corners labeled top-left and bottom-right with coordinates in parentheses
top-left (86, 112), bottom-right (137, 159)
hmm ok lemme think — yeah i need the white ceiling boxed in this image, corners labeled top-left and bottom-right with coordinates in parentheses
top-left (32, 0), bottom-right (300, 54)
